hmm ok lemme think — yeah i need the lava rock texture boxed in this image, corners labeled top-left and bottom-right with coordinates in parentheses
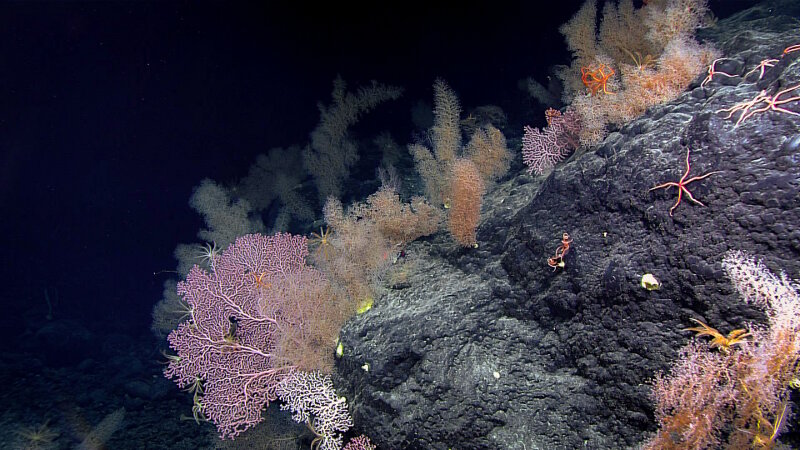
top-left (335, 2), bottom-right (800, 448)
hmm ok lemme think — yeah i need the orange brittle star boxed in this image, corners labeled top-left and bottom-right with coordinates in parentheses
top-left (252, 272), bottom-right (271, 289)
top-left (581, 64), bottom-right (615, 95)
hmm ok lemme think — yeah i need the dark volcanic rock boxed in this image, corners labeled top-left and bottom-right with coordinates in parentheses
top-left (335, 2), bottom-right (800, 448)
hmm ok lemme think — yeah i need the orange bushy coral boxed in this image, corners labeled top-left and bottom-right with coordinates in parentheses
top-left (448, 159), bottom-right (485, 247)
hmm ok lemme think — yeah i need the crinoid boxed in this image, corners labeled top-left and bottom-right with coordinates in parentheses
top-left (621, 48), bottom-right (656, 71)
top-left (184, 376), bottom-right (207, 424)
top-left (196, 241), bottom-right (221, 269)
top-left (309, 227), bottom-right (335, 261)
top-left (15, 420), bottom-right (59, 449)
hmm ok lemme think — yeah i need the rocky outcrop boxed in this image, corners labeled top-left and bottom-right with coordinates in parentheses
top-left (335, 2), bottom-right (800, 448)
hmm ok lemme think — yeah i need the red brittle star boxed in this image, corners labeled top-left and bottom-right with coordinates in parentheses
top-left (649, 149), bottom-right (721, 216)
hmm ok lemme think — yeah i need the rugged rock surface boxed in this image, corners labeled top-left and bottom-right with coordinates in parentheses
top-left (335, 2), bottom-right (800, 448)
